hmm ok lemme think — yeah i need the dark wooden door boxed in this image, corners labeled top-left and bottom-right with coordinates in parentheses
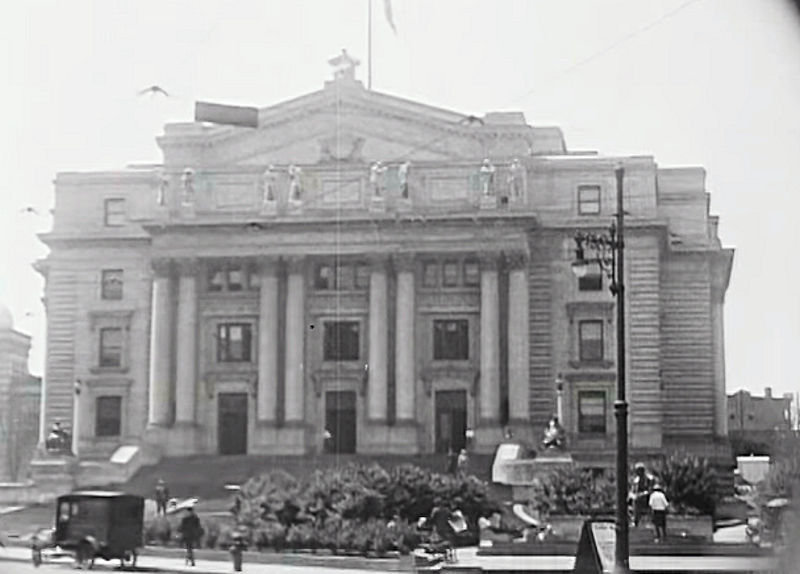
top-left (325, 391), bottom-right (356, 454)
top-left (435, 390), bottom-right (467, 453)
top-left (218, 393), bottom-right (248, 455)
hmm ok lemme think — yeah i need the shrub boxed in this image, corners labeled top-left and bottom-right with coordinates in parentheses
top-left (251, 521), bottom-right (286, 551)
top-left (285, 522), bottom-right (316, 550)
top-left (144, 516), bottom-right (172, 546)
top-left (650, 452), bottom-right (718, 515)
top-left (202, 518), bottom-right (223, 549)
top-left (536, 467), bottom-right (616, 516)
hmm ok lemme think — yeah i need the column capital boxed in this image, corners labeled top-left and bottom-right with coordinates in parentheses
top-left (393, 253), bottom-right (416, 273)
top-left (478, 252), bottom-right (501, 271)
top-left (175, 257), bottom-right (200, 277)
top-left (366, 253), bottom-right (389, 271)
top-left (284, 256), bottom-right (306, 275)
top-left (504, 251), bottom-right (530, 271)
top-left (257, 257), bottom-right (280, 276)
top-left (151, 258), bottom-right (173, 277)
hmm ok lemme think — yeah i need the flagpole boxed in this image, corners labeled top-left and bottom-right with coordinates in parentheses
top-left (368, 0), bottom-right (372, 90)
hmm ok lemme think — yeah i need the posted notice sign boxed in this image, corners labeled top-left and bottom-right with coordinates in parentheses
top-left (573, 519), bottom-right (616, 573)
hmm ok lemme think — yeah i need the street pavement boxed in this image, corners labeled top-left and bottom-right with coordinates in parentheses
top-left (0, 545), bottom-right (398, 573)
top-left (0, 544), bottom-right (783, 574)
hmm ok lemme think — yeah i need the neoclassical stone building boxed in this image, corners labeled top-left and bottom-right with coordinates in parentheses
top-left (37, 57), bottom-right (733, 467)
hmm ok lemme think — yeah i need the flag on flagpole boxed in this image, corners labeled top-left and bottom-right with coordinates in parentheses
top-left (383, 0), bottom-right (397, 34)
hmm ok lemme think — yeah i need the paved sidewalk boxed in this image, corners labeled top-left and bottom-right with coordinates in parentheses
top-left (0, 545), bottom-right (411, 573)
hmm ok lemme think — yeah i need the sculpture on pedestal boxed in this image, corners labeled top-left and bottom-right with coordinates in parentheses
top-left (541, 415), bottom-right (567, 451)
top-left (369, 161), bottom-right (386, 197)
top-left (45, 421), bottom-right (72, 455)
top-left (261, 165), bottom-right (277, 204)
top-left (181, 168), bottom-right (195, 205)
top-left (398, 161), bottom-right (410, 198)
top-left (479, 158), bottom-right (496, 196)
top-left (288, 165), bottom-right (303, 202)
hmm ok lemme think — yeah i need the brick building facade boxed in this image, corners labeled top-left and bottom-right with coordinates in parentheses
top-left (37, 59), bottom-right (733, 467)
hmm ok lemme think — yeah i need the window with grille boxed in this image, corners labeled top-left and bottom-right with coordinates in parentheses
top-left (578, 273), bottom-right (603, 291)
top-left (227, 267), bottom-right (243, 291)
top-left (323, 321), bottom-right (360, 361)
top-left (442, 261), bottom-right (459, 286)
top-left (423, 262), bottom-right (439, 287)
top-left (464, 260), bottom-right (480, 286)
top-left (579, 320), bottom-right (604, 361)
top-left (217, 323), bottom-right (253, 362)
top-left (433, 319), bottom-right (469, 360)
top-left (99, 327), bottom-right (123, 367)
top-left (95, 396), bottom-right (122, 437)
top-left (355, 264), bottom-right (371, 289)
top-left (578, 391), bottom-right (606, 434)
top-left (104, 198), bottom-right (126, 226)
top-left (101, 269), bottom-right (124, 300)
top-left (578, 185), bottom-right (601, 215)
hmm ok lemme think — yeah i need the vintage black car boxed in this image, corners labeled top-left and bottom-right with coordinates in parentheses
top-left (33, 491), bottom-right (144, 569)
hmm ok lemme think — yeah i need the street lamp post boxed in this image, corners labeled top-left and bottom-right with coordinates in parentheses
top-left (571, 166), bottom-right (629, 572)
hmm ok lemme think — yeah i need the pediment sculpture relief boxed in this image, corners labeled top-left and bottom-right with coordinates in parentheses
top-left (318, 134), bottom-right (365, 163)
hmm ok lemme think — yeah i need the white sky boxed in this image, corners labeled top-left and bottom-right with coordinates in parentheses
top-left (1, 0), bottom-right (799, 399)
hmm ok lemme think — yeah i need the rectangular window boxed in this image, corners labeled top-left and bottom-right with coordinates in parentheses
top-left (336, 265), bottom-right (354, 290)
top-left (217, 323), bottom-right (252, 362)
top-left (315, 265), bottom-right (334, 290)
top-left (464, 260), bottom-right (480, 286)
top-left (579, 320), bottom-right (604, 361)
top-left (433, 319), bottom-right (469, 360)
top-left (208, 266), bottom-right (225, 292)
top-left (99, 327), bottom-right (123, 367)
top-left (227, 267), bottom-right (243, 291)
top-left (104, 198), bottom-right (126, 226)
top-left (442, 261), bottom-right (459, 287)
top-left (578, 274), bottom-right (603, 291)
top-left (578, 185), bottom-right (601, 215)
top-left (101, 269), bottom-right (124, 300)
top-left (323, 321), bottom-right (360, 361)
top-left (355, 264), bottom-right (371, 289)
top-left (579, 391), bottom-right (606, 434)
top-left (423, 262), bottom-right (439, 288)
top-left (95, 396), bottom-right (122, 437)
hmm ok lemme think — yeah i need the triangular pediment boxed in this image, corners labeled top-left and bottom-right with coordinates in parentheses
top-left (160, 76), bottom-right (565, 168)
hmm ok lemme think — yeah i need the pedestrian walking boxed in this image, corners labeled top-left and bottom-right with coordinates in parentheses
top-left (178, 504), bottom-right (204, 566)
top-left (649, 483), bottom-right (669, 543)
top-left (446, 445), bottom-right (458, 475)
top-left (631, 462), bottom-right (654, 527)
top-left (155, 478), bottom-right (170, 516)
top-left (456, 448), bottom-right (469, 475)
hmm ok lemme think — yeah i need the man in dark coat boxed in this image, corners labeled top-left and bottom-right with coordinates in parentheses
top-left (178, 506), bottom-right (203, 566)
top-left (155, 479), bottom-right (170, 516)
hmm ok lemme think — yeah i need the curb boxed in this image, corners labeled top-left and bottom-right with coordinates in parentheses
top-left (0, 542), bottom-right (412, 573)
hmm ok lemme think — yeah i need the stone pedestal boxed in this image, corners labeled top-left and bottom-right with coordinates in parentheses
top-left (358, 421), bottom-right (419, 455)
top-left (369, 196), bottom-right (386, 213)
top-left (260, 201), bottom-right (278, 215)
top-left (250, 423), bottom-right (307, 455)
top-left (479, 195), bottom-right (497, 210)
top-left (473, 423), bottom-right (504, 454)
top-left (504, 451), bottom-right (575, 502)
top-left (163, 423), bottom-right (199, 456)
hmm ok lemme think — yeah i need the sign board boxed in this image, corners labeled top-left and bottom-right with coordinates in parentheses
top-left (195, 101), bottom-right (259, 128)
top-left (573, 519), bottom-right (616, 573)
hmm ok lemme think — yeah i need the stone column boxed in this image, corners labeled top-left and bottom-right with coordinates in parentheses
top-left (174, 259), bottom-right (198, 425)
top-left (257, 259), bottom-right (279, 423)
top-left (148, 260), bottom-right (173, 427)
top-left (394, 255), bottom-right (416, 422)
top-left (284, 257), bottom-right (306, 423)
top-left (479, 254), bottom-right (501, 423)
top-left (368, 257), bottom-right (389, 422)
top-left (507, 252), bottom-right (530, 425)
top-left (712, 294), bottom-right (727, 437)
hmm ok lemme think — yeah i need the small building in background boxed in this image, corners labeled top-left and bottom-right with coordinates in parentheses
top-left (728, 387), bottom-right (794, 456)
top-left (0, 303), bottom-right (42, 481)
